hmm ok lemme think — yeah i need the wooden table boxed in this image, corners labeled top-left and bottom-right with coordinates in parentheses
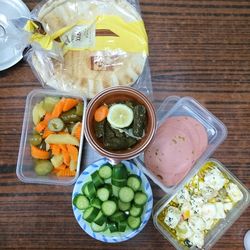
top-left (0, 0), bottom-right (249, 249)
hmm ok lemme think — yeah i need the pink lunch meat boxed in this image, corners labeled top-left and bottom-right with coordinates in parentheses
top-left (144, 116), bottom-right (208, 186)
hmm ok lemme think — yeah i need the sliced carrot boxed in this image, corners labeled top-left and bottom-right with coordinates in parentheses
top-left (59, 144), bottom-right (70, 166)
top-left (30, 145), bottom-right (50, 160)
top-left (72, 122), bottom-right (82, 141)
top-left (35, 113), bottom-right (53, 133)
top-left (51, 98), bottom-right (66, 118)
top-left (62, 98), bottom-right (79, 112)
top-left (50, 144), bottom-right (61, 155)
top-left (42, 128), bottom-right (55, 139)
top-left (94, 104), bottom-right (109, 122)
top-left (54, 163), bottom-right (67, 171)
top-left (56, 168), bottom-right (76, 177)
top-left (66, 144), bottom-right (78, 162)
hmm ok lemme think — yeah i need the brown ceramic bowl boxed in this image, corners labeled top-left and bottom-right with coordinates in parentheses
top-left (85, 86), bottom-right (156, 163)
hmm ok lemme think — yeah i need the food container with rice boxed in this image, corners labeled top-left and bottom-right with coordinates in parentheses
top-left (22, 0), bottom-right (152, 99)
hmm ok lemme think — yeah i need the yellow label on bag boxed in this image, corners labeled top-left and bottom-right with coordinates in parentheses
top-left (25, 15), bottom-right (148, 54)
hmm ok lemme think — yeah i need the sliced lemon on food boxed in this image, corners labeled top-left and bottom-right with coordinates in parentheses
top-left (107, 104), bottom-right (134, 128)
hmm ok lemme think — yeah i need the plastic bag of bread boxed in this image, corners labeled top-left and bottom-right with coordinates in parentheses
top-left (24, 0), bottom-right (152, 99)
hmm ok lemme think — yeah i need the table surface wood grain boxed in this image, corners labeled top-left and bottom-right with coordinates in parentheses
top-left (0, 0), bottom-right (249, 249)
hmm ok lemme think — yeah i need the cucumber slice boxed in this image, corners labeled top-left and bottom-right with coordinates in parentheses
top-left (107, 103), bottom-right (134, 128)
top-left (107, 222), bottom-right (118, 233)
top-left (90, 197), bottom-right (102, 209)
top-left (73, 195), bottom-right (89, 210)
top-left (83, 182), bottom-right (96, 199)
top-left (110, 211), bottom-right (127, 222)
top-left (117, 220), bottom-right (127, 232)
top-left (91, 171), bottom-right (104, 188)
top-left (91, 221), bottom-right (107, 232)
top-left (101, 200), bottom-right (117, 216)
top-left (111, 178), bottom-right (127, 187)
top-left (97, 187), bottom-right (110, 202)
top-left (134, 192), bottom-right (147, 206)
top-left (112, 163), bottom-right (128, 179)
top-left (103, 184), bottom-right (112, 195)
top-left (119, 186), bottom-right (134, 203)
top-left (127, 216), bottom-right (141, 229)
top-left (112, 185), bottom-right (120, 197)
top-left (99, 164), bottom-right (112, 179)
top-left (83, 207), bottom-right (99, 223)
top-left (127, 174), bottom-right (142, 191)
top-left (94, 211), bottom-right (107, 226)
top-left (118, 200), bottom-right (131, 211)
top-left (130, 205), bottom-right (143, 217)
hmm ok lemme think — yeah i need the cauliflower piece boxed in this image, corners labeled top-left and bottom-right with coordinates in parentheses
top-left (190, 195), bottom-right (205, 215)
top-left (224, 202), bottom-right (233, 212)
top-left (189, 230), bottom-right (205, 249)
top-left (201, 203), bottom-right (217, 219)
top-left (188, 216), bottom-right (206, 232)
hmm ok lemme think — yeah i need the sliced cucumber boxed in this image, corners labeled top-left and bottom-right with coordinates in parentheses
top-left (90, 197), bottom-right (102, 209)
top-left (134, 192), bottom-right (147, 206)
top-left (130, 204), bottom-right (143, 217)
top-left (117, 220), bottom-right (127, 232)
top-left (103, 184), bottom-right (112, 195)
top-left (127, 216), bottom-right (141, 229)
top-left (102, 200), bottom-right (117, 216)
top-left (112, 163), bottom-right (128, 179)
top-left (112, 185), bottom-right (120, 197)
top-left (83, 206), bottom-right (99, 223)
top-left (111, 178), bottom-right (127, 187)
top-left (118, 200), bottom-right (131, 211)
top-left (99, 164), bottom-right (112, 179)
top-left (73, 195), bottom-right (89, 210)
top-left (110, 211), bottom-right (127, 222)
top-left (127, 174), bottom-right (141, 191)
top-left (83, 182), bottom-right (96, 199)
top-left (94, 211), bottom-right (107, 226)
top-left (107, 222), bottom-right (118, 233)
top-left (91, 221), bottom-right (107, 232)
top-left (91, 171), bottom-right (104, 188)
top-left (119, 186), bottom-right (134, 203)
top-left (97, 187), bottom-right (110, 202)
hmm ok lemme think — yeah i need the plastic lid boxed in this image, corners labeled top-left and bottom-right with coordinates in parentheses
top-left (0, 0), bottom-right (30, 71)
top-left (134, 96), bottom-right (228, 194)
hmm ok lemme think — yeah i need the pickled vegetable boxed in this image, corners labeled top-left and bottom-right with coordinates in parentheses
top-left (48, 118), bottom-right (64, 132)
top-left (29, 134), bottom-right (42, 146)
top-left (76, 102), bottom-right (83, 116)
top-left (133, 105), bottom-right (146, 137)
top-left (35, 160), bottom-right (53, 176)
top-left (42, 96), bottom-right (60, 113)
top-left (32, 101), bottom-right (46, 125)
top-left (61, 109), bottom-right (82, 123)
top-left (45, 134), bottom-right (79, 146)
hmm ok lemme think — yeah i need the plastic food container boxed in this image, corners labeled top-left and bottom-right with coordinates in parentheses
top-left (134, 96), bottom-right (227, 194)
top-left (16, 89), bottom-right (87, 185)
top-left (152, 159), bottom-right (250, 250)
top-left (134, 96), bottom-right (249, 249)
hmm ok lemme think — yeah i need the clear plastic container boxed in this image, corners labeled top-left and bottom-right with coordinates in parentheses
top-left (16, 89), bottom-right (87, 185)
top-left (134, 96), bottom-right (227, 194)
top-left (152, 159), bottom-right (250, 250)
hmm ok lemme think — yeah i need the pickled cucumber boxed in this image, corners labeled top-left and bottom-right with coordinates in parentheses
top-left (42, 97), bottom-right (60, 113)
top-left (29, 134), bottom-right (42, 146)
top-left (35, 160), bottom-right (53, 176)
top-left (75, 102), bottom-right (83, 116)
top-left (61, 109), bottom-right (81, 123)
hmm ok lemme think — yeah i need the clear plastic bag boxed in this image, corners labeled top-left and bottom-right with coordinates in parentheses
top-left (24, 0), bottom-right (153, 100)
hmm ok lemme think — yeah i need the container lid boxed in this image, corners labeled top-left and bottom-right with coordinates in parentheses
top-left (0, 0), bottom-right (30, 71)
top-left (134, 96), bottom-right (228, 194)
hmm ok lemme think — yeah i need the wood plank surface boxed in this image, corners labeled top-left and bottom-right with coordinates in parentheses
top-left (0, 0), bottom-right (249, 249)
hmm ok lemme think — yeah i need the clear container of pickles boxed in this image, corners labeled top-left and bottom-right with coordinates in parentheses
top-left (152, 159), bottom-right (250, 250)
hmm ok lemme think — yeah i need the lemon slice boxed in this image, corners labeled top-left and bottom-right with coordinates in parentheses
top-left (107, 104), bottom-right (134, 128)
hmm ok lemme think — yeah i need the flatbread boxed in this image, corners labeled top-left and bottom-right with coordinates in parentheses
top-left (31, 0), bottom-right (147, 98)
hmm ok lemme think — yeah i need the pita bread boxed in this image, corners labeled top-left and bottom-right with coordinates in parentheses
top-left (31, 0), bottom-right (147, 98)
